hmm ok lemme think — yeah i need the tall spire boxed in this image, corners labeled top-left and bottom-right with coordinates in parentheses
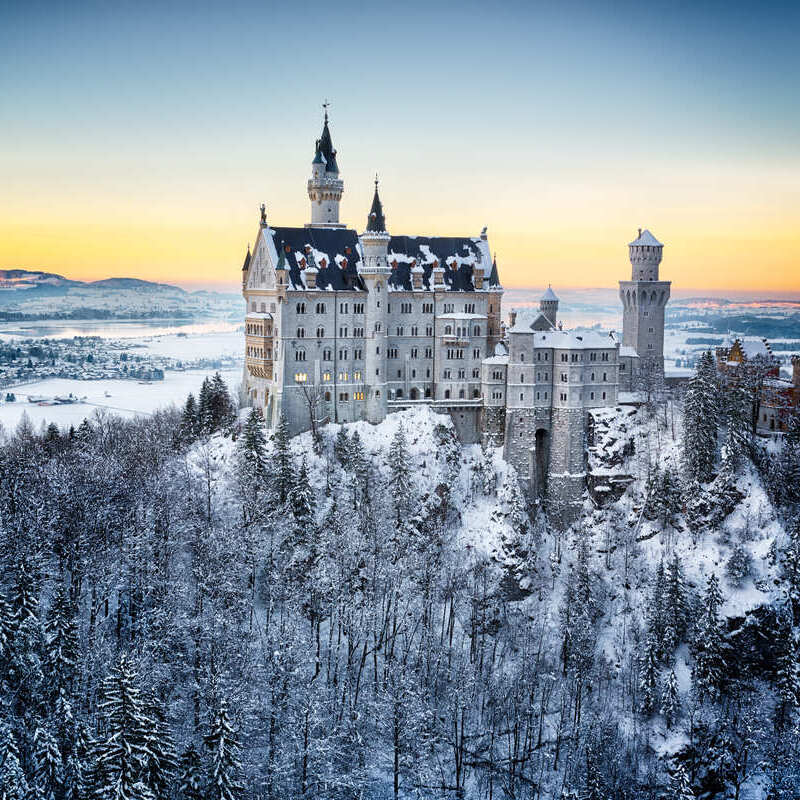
top-left (366, 175), bottom-right (386, 232)
top-left (314, 101), bottom-right (338, 174)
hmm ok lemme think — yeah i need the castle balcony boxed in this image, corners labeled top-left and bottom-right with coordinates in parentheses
top-left (442, 334), bottom-right (471, 346)
top-left (245, 356), bottom-right (273, 381)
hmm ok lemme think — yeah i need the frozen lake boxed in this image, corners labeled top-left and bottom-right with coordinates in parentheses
top-left (1, 368), bottom-right (243, 433)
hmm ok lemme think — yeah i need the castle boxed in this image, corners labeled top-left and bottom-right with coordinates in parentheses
top-left (241, 110), bottom-right (670, 522)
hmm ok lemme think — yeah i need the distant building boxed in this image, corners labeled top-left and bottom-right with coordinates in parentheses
top-left (240, 109), bottom-right (670, 523)
top-left (715, 337), bottom-right (800, 434)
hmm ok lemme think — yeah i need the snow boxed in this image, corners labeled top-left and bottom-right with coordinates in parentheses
top-left (540, 285), bottom-right (559, 301)
top-left (0, 368), bottom-right (242, 431)
top-left (619, 345), bottom-right (639, 358)
top-left (628, 229), bottom-right (663, 247)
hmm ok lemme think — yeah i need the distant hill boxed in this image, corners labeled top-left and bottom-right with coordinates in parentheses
top-left (0, 268), bottom-right (241, 319)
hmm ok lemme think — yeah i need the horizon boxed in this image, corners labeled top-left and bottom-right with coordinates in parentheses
top-left (2, 0), bottom-right (799, 293)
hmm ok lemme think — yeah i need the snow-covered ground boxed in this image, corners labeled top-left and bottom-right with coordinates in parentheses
top-left (0, 367), bottom-right (242, 432)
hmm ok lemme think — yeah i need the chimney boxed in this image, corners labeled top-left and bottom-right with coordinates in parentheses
top-left (432, 264), bottom-right (445, 287)
top-left (411, 261), bottom-right (424, 290)
top-left (304, 266), bottom-right (318, 290)
top-left (472, 263), bottom-right (484, 290)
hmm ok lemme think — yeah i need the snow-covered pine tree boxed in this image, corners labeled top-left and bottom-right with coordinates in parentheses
top-left (333, 427), bottom-right (350, 468)
top-left (289, 456), bottom-right (316, 538)
top-left (672, 763), bottom-right (695, 799)
top-left (177, 744), bottom-right (204, 800)
top-left (782, 520), bottom-right (800, 615)
top-left (33, 725), bottom-right (63, 800)
top-left (45, 585), bottom-right (79, 696)
top-left (180, 393), bottom-right (199, 444)
top-left (388, 423), bottom-right (413, 523)
top-left (775, 623), bottom-right (800, 727)
top-left (683, 351), bottom-right (719, 484)
top-left (474, 442), bottom-right (496, 496)
top-left (725, 542), bottom-right (752, 587)
top-left (348, 430), bottom-right (369, 509)
top-left (639, 634), bottom-right (659, 715)
top-left (662, 669), bottom-right (680, 728)
top-left (209, 372), bottom-right (236, 432)
top-left (239, 407), bottom-right (269, 482)
top-left (0, 591), bottom-right (13, 658)
top-left (11, 556), bottom-right (39, 626)
top-left (272, 414), bottom-right (293, 505)
top-left (198, 378), bottom-right (213, 435)
top-left (140, 696), bottom-right (178, 799)
top-left (664, 553), bottom-right (689, 654)
top-left (0, 727), bottom-right (31, 800)
top-left (94, 654), bottom-right (154, 800)
top-left (204, 702), bottom-right (244, 800)
top-left (647, 560), bottom-right (667, 658)
top-left (693, 573), bottom-right (725, 701)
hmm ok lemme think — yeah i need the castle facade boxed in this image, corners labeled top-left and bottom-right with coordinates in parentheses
top-left (241, 111), bottom-right (669, 522)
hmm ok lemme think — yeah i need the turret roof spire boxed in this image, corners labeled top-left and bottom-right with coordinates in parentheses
top-left (314, 101), bottom-right (339, 174)
top-left (366, 175), bottom-right (386, 232)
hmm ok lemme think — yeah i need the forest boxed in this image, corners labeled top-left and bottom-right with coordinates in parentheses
top-left (0, 364), bottom-right (799, 800)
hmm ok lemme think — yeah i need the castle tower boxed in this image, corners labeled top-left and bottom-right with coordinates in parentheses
top-left (619, 228), bottom-right (671, 374)
top-left (540, 285), bottom-right (559, 328)
top-left (307, 105), bottom-right (344, 228)
top-left (359, 178), bottom-right (391, 423)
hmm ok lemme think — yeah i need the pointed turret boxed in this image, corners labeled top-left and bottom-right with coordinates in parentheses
top-left (489, 253), bottom-right (501, 287)
top-left (307, 103), bottom-right (344, 227)
top-left (366, 177), bottom-right (386, 233)
top-left (241, 245), bottom-right (251, 272)
top-left (540, 284), bottom-right (559, 327)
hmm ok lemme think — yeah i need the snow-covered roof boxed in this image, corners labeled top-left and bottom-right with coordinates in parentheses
top-left (245, 312), bottom-right (273, 320)
top-left (439, 312), bottom-right (486, 320)
top-left (619, 345), bottom-right (639, 358)
top-left (541, 285), bottom-right (559, 302)
top-left (629, 229), bottom-right (663, 247)
top-left (482, 355), bottom-right (509, 365)
top-left (508, 326), bottom-right (618, 349)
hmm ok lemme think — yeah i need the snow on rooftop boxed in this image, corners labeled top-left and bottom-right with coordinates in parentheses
top-left (541, 286), bottom-right (559, 302)
top-left (628, 229), bottom-right (663, 247)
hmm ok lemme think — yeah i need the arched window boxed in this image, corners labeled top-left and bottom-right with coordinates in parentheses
top-left (316, 327), bottom-right (324, 338)
top-left (396, 389), bottom-right (404, 399)
top-left (473, 389), bottom-right (480, 398)
top-left (410, 388), bottom-right (419, 400)
top-left (425, 387), bottom-right (432, 398)
top-left (459, 389), bottom-right (465, 399)
top-left (324, 391), bottom-right (331, 401)
top-left (445, 325), bottom-right (452, 335)
top-left (444, 389), bottom-right (451, 399)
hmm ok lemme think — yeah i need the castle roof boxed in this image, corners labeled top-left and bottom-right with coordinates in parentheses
top-left (629, 229), bottom-right (662, 247)
top-left (541, 285), bottom-right (559, 302)
top-left (241, 247), bottom-right (251, 272)
top-left (366, 181), bottom-right (386, 232)
top-left (385, 235), bottom-right (493, 292)
top-left (488, 255), bottom-right (501, 288)
top-left (314, 113), bottom-right (339, 174)
top-left (268, 226), bottom-right (365, 291)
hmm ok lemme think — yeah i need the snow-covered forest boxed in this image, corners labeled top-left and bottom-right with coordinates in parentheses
top-left (1, 362), bottom-right (800, 800)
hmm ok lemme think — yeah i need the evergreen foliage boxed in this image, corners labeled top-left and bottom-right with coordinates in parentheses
top-left (693, 573), bottom-right (725, 701)
top-left (683, 351), bottom-right (719, 483)
top-left (204, 702), bottom-right (244, 800)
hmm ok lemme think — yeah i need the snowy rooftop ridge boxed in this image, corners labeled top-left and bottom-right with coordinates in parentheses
top-left (628, 229), bottom-right (663, 247)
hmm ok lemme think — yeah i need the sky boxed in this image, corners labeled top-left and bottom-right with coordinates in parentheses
top-left (1, 0), bottom-right (799, 294)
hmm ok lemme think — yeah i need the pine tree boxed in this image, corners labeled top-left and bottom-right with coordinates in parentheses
top-left (272, 414), bottom-right (293, 505)
top-left (0, 727), bottom-right (31, 800)
top-left (204, 702), bottom-right (244, 800)
top-left (639, 634), bottom-right (659, 715)
top-left (198, 378), bottom-right (213, 435)
top-left (140, 696), bottom-right (178, 799)
top-left (239, 408), bottom-right (269, 482)
top-left (290, 456), bottom-right (316, 538)
top-left (11, 557), bottom-right (39, 626)
top-left (775, 624), bottom-right (800, 726)
top-left (333, 427), bottom-right (350, 468)
top-left (693, 573), bottom-right (725, 701)
top-left (388, 423), bottom-right (413, 523)
top-left (180, 394), bottom-right (199, 443)
top-left (94, 654), bottom-right (154, 800)
top-left (0, 591), bottom-right (13, 658)
top-left (177, 744), bottom-right (204, 800)
top-left (664, 553), bottom-right (689, 653)
top-left (45, 585), bottom-right (79, 695)
top-left (672, 763), bottom-right (695, 799)
top-left (33, 725), bottom-right (63, 800)
top-left (683, 351), bottom-right (719, 484)
top-left (662, 669), bottom-right (680, 728)
top-left (348, 430), bottom-right (369, 509)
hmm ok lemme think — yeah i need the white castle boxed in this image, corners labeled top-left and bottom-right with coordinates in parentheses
top-left (241, 110), bottom-right (670, 521)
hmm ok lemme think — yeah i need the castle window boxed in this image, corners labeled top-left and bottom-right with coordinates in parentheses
top-left (444, 390), bottom-right (451, 399)
top-left (602, 391), bottom-right (607, 400)
top-left (354, 327), bottom-right (364, 337)
top-left (647, 343), bottom-right (654, 350)
top-left (295, 349), bottom-right (306, 362)
top-left (602, 353), bottom-right (609, 361)
top-left (411, 326), bottom-right (418, 336)
top-left (620, 362), bottom-right (626, 371)
top-left (643, 310), bottom-right (649, 317)
top-left (339, 349), bottom-right (348, 360)
top-left (396, 326), bottom-right (404, 336)
top-left (590, 352), bottom-right (597, 362)
top-left (411, 348), bottom-right (418, 358)
top-left (375, 322), bottom-right (382, 332)
top-left (472, 368), bottom-right (479, 378)
top-left (648, 326), bottom-right (654, 333)
top-left (425, 347), bottom-right (433, 358)
top-left (473, 348), bottom-right (481, 359)
top-left (323, 372), bottom-right (331, 381)
top-left (354, 303), bottom-right (364, 314)
top-left (464, 303), bottom-right (475, 313)
top-left (458, 369), bottom-right (466, 379)
top-left (591, 372), bottom-right (595, 381)
top-left (315, 302), bottom-right (326, 314)
top-left (444, 369), bottom-right (452, 379)
top-left (536, 392), bottom-right (540, 400)
top-left (340, 303), bottom-right (349, 314)
top-left (339, 327), bottom-right (348, 337)
top-left (590, 392), bottom-right (595, 400)
top-left (444, 303), bottom-right (454, 313)
top-left (426, 326), bottom-right (433, 336)
top-left (561, 353), bottom-right (568, 362)
top-left (376, 390), bottom-right (381, 398)
top-left (474, 326), bottom-right (480, 336)
top-left (545, 353), bottom-right (549, 361)
top-left (520, 393), bottom-right (524, 401)
top-left (537, 352), bottom-right (541, 361)
top-left (520, 373), bottom-right (525, 383)
top-left (445, 325), bottom-right (453, 335)
top-left (388, 348), bottom-right (398, 359)
top-left (296, 303), bottom-right (306, 314)
top-left (561, 373), bottom-right (567, 382)
top-left (520, 353), bottom-right (525, 362)
top-left (425, 387), bottom-right (432, 398)
top-left (423, 303), bottom-right (433, 314)
top-left (324, 391), bottom-right (331, 401)
top-left (603, 372), bottom-right (607, 381)
top-left (323, 349), bottom-right (332, 361)
top-left (354, 349), bottom-right (362, 360)
top-left (560, 392), bottom-right (567, 401)
top-left (396, 388), bottom-right (403, 398)
top-left (339, 372), bottom-right (348, 381)
top-left (294, 372), bottom-right (307, 382)
top-left (401, 302), bottom-right (412, 314)
top-left (459, 389), bottom-right (465, 399)
top-left (544, 392), bottom-right (548, 399)
top-left (296, 327), bottom-right (306, 338)
top-left (376, 346), bottom-right (380, 355)
top-left (388, 304), bottom-right (392, 313)
top-left (339, 392), bottom-right (349, 401)
top-left (316, 327), bottom-right (325, 338)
